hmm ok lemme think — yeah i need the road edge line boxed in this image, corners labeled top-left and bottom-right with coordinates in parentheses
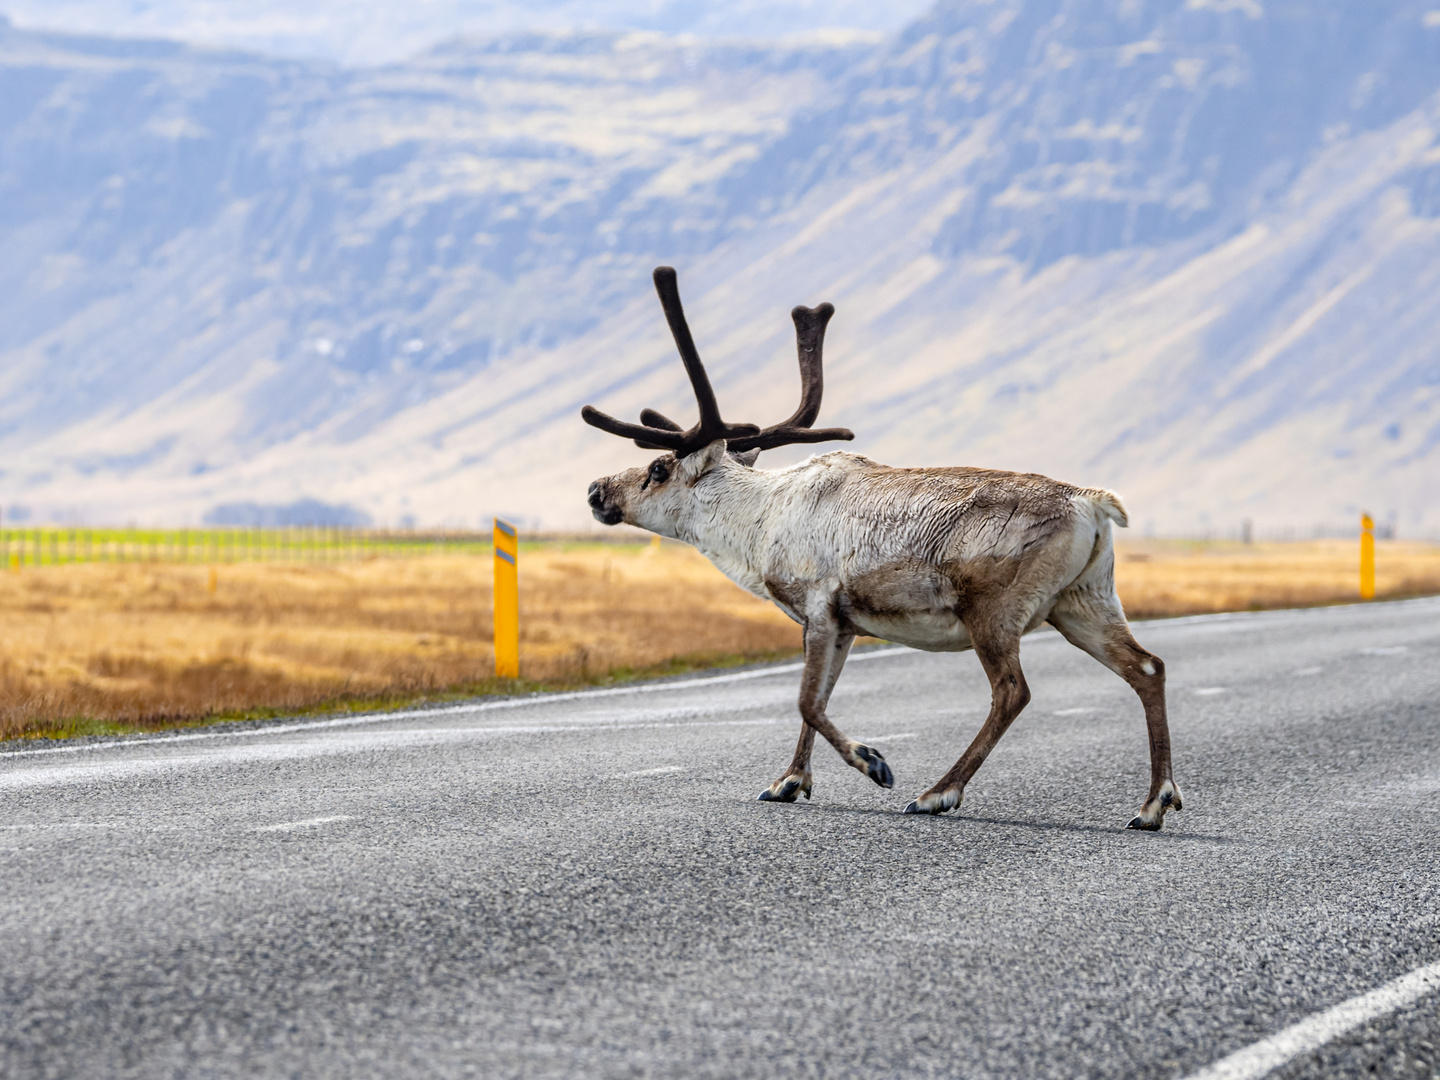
top-left (0, 648), bottom-right (911, 760)
top-left (1179, 959), bottom-right (1440, 1080)
top-left (7, 593), bottom-right (1438, 762)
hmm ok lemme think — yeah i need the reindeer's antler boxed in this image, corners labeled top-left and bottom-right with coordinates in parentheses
top-left (580, 268), bottom-right (760, 455)
top-left (581, 267), bottom-right (854, 457)
top-left (727, 303), bottom-right (854, 454)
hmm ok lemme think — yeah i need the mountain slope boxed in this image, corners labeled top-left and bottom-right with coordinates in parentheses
top-left (2, 2), bottom-right (1439, 534)
top-left (0, 2), bottom-right (925, 65)
top-left (0, 22), bottom-right (872, 522)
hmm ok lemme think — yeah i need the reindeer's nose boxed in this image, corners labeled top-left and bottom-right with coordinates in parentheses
top-left (588, 480), bottom-right (624, 526)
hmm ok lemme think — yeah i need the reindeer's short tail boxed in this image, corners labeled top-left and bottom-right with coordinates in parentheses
top-left (1080, 487), bottom-right (1129, 528)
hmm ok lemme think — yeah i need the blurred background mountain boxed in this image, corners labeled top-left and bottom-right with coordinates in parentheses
top-left (2, 0), bottom-right (1438, 534)
top-left (0, 1), bottom-right (923, 65)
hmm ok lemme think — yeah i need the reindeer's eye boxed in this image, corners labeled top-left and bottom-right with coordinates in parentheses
top-left (647, 460), bottom-right (670, 487)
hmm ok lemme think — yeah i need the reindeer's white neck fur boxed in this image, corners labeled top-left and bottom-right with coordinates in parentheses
top-left (678, 454), bottom-right (832, 600)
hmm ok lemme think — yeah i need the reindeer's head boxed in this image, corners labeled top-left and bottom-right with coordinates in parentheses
top-left (583, 267), bottom-right (853, 536)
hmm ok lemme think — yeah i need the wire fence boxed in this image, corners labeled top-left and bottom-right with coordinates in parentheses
top-left (1139, 521), bottom-right (1439, 543)
top-left (0, 527), bottom-right (493, 569)
top-left (5, 523), bottom-right (1434, 571)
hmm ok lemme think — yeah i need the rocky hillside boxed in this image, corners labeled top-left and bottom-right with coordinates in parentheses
top-left (2, 1), bottom-right (1439, 535)
top-left (0, 1), bottom-right (922, 65)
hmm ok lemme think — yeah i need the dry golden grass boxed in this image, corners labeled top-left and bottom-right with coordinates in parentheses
top-left (2, 536), bottom-right (1437, 740)
top-left (1113, 538), bottom-right (1440, 617)
top-left (0, 541), bottom-right (801, 740)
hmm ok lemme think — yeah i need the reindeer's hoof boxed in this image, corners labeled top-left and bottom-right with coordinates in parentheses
top-left (902, 788), bottom-right (962, 815)
top-left (852, 744), bottom-right (893, 789)
top-left (757, 773), bottom-right (812, 803)
top-left (1125, 779), bottom-right (1182, 831)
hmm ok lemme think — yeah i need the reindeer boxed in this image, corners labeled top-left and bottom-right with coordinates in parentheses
top-left (583, 267), bottom-right (1181, 829)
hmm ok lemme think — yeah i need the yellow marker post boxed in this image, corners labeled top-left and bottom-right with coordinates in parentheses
top-left (493, 517), bottom-right (519, 678)
top-left (1360, 512), bottom-right (1375, 600)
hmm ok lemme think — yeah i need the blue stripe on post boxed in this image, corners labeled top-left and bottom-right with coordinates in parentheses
top-left (495, 549), bottom-right (516, 565)
top-left (494, 520), bottom-right (517, 539)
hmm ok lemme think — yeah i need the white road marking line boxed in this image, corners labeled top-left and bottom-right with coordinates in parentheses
top-left (1180, 959), bottom-right (1440, 1080)
top-left (855, 732), bottom-right (919, 742)
top-left (1360, 646), bottom-right (1408, 656)
top-left (1293, 666), bottom-right (1324, 676)
top-left (1341, 802), bottom-right (1440, 813)
top-left (255, 815), bottom-right (353, 833)
top-left (0, 717), bottom-right (791, 792)
top-left (1194, 687), bottom-right (1228, 696)
top-left (4, 593), bottom-right (1438, 764)
top-left (1135, 594), bottom-right (1440, 632)
top-left (0, 648), bottom-right (907, 762)
top-left (616, 766), bottom-right (686, 778)
top-left (1054, 707), bottom-right (1098, 716)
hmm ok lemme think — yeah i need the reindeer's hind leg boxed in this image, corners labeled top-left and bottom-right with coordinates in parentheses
top-left (758, 631), bottom-right (855, 802)
top-left (904, 618), bottom-right (1029, 815)
top-left (1048, 588), bottom-right (1181, 830)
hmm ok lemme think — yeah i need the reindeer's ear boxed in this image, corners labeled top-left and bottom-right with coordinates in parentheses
top-left (679, 439), bottom-right (727, 482)
top-left (729, 448), bottom-right (760, 468)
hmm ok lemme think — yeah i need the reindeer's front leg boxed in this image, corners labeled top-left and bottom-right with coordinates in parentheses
top-left (757, 631), bottom-right (855, 801)
top-left (758, 604), bottom-right (891, 802)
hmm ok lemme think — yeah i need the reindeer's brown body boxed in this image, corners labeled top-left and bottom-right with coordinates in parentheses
top-left (583, 268), bottom-right (1182, 828)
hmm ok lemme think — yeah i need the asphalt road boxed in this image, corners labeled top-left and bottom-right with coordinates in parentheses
top-left (2, 598), bottom-right (1438, 1079)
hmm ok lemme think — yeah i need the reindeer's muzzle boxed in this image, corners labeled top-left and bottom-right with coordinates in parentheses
top-left (588, 480), bottom-right (624, 526)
